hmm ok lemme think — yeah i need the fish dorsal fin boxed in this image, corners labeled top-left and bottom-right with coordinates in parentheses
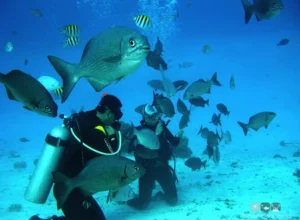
top-left (5, 87), bottom-right (17, 101)
top-left (81, 38), bottom-right (96, 60)
top-left (197, 79), bottom-right (205, 82)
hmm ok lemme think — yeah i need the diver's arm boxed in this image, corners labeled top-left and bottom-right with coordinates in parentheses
top-left (164, 128), bottom-right (180, 147)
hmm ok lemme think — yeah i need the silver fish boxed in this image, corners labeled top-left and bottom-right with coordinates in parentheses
top-left (48, 26), bottom-right (150, 103)
top-left (52, 156), bottom-right (145, 209)
top-left (237, 111), bottom-right (276, 136)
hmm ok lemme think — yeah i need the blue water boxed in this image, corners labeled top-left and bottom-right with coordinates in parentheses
top-left (1, 0), bottom-right (299, 219)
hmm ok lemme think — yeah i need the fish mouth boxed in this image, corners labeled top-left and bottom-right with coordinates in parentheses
top-left (140, 46), bottom-right (150, 51)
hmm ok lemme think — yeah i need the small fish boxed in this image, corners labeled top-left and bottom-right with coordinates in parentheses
top-left (210, 113), bottom-right (222, 126)
top-left (178, 62), bottom-right (193, 69)
top-left (64, 36), bottom-right (80, 47)
top-left (160, 66), bottom-right (177, 97)
top-left (4, 42), bottom-right (13, 52)
top-left (183, 72), bottom-right (221, 100)
top-left (202, 45), bottom-right (211, 54)
top-left (277, 38), bottom-right (289, 46)
top-left (19, 137), bottom-right (30, 142)
top-left (153, 92), bottom-right (175, 118)
top-left (216, 103), bottom-right (230, 116)
top-left (173, 80), bottom-right (188, 92)
top-left (241, 0), bottom-right (284, 24)
top-left (198, 126), bottom-right (209, 139)
top-left (230, 75), bottom-right (235, 90)
top-left (221, 130), bottom-right (232, 145)
top-left (189, 97), bottom-right (209, 108)
top-left (146, 51), bottom-right (168, 71)
top-left (31, 9), bottom-right (43, 17)
top-left (53, 87), bottom-right (64, 99)
top-left (179, 114), bottom-right (190, 129)
top-left (177, 98), bottom-right (189, 115)
top-left (134, 15), bottom-right (152, 29)
top-left (24, 59), bottom-right (28, 65)
top-left (184, 157), bottom-right (206, 171)
top-left (61, 24), bottom-right (81, 37)
top-left (237, 111), bottom-right (276, 136)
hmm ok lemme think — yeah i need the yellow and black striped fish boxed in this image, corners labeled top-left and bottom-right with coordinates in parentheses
top-left (61, 24), bottom-right (81, 37)
top-left (64, 36), bottom-right (80, 47)
top-left (53, 87), bottom-right (63, 99)
top-left (134, 15), bottom-right (152, 29)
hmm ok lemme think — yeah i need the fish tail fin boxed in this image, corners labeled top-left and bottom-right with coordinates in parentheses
top-left (241, 0), bottom-right (253, 24)
top-left (206, 99), bottom-right (210, 106)
top-left (0, 72), bottom-right (4, 83)
top-left (47, 55), bottom-right (79, 103)
top-left (237, 121), bottom-right (249, 136)
top-left (52, 172), bottom-right (73, 210)
top-left (211, 72), bottom-right (221, 86)
top-left (197, 126), bottom-right (203, 135)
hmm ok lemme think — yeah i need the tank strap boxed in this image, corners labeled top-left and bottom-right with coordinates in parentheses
top-left (45, 134), bottom-right (68, 147)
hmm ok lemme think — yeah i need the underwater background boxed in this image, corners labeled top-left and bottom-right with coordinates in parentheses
top-left (0, 0), bottom-right (300, 219)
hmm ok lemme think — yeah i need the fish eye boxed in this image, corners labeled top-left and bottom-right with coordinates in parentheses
top-left (134, 166), bottom-right (140, 171)
top-left (129, 39), bottom-right (136, 47)
top-left (45, 106), bottom-right (51, 112)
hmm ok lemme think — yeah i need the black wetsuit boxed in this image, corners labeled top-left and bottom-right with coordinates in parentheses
top-left (53, 110), bottom-right (119, 220)
top-left (127, 120), bottom-right (180, 209)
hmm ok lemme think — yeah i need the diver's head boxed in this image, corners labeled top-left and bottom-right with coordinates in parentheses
top-left (142, 104), bottom-right (160, 126)
top-left (96, 94), bottom-right (123, 126)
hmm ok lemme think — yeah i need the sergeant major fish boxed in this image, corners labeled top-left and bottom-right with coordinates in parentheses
top-left (48, 26), bottom-right (150, 103)
top-left (241, 0), bottom-right (284, 24)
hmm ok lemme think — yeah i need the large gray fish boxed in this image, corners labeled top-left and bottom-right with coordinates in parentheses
top-left (183, 72), bottom-right (221, 100)
top-left (179, 113), bottom-right (190, 129)
top-left (48, 26), bottom-right (150, 103)
top-left (0, 70), bottom-right (57, 117)
top-left (241, 0), bottom-right (284, 24)
top-left (160, 66), bottom-right (177, 97)
top-left (153, 92), bottom-right (175, 118)
top-left (237, 111), bottom-right (276, 136)
top-left (52, 156), bottom-right (145, 209)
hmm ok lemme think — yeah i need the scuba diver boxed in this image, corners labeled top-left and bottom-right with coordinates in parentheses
top-left (28, 94), bottom-right (123, 220)
top-left (127, 104), bottom-right (183, 210)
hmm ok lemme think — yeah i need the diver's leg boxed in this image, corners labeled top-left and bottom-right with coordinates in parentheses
top-left (53, 184), bottom-right (106, 220)
top-left (156, 166), bottom-right (178, 206)
top-left (127, 172), bottom-right (155, 209)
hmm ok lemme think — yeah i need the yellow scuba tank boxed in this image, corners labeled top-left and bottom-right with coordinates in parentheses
top-left (24, 124), bottom-right (70, 204)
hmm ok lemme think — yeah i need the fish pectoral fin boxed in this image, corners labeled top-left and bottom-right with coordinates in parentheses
top-left (103, 55), bottom-right (122, 63)
top-left (5, 87), bottom-right (17, 101)
top-left (23, 106), bottom-right (33, 111)
top-left (115, 76), bottom-right (124, 84)
top-left (87, 78), bottom-right (108, 92)
top-left (106, 189), bottom-right (119, 203)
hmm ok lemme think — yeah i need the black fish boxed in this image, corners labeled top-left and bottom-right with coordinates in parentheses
top-left (184, 157), bottom-right (206, 171)
top-left (189, 97), bottom-right (209, 107)
top-left (173, 80), bottom-right (188, 92)
top-left (146, 51), bottom-right (168, 71)
top-left (216, 103), bottom-right (230, 116)
top-left (210, 113), bottom-right (222, 126)
top-left (277, 38), bottom-right (289, 46)
top-left (179, 113), bottom-right (190, 129)
top-left (198, 126), bottom-right (209, 139)
top-left (154, 37), bottom-right (163, 56)
top-left (177, 98), bottom-right (189, 115)
top-left (19, 137), bottom-right (30, 142)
